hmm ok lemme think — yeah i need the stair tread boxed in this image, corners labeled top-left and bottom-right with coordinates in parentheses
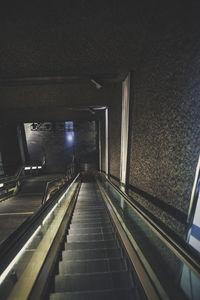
top-left (69, 227), bottom-right (113, 234)
top-left (62, 248), bottom-right (121, 260)
top-left (59, 257), bottom-right (126, 274)
top-left (65, 240), bottom-right (118, 250)
top-left (54, 271), bottom-right (133, 292)
top-left (67, 233), bottom-right (114, 242)
top-left (50, 288), bottom-right (137, 300)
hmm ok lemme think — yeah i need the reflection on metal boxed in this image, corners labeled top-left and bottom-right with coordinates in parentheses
top-left (105, 108), bottom-right (109, 175)
top-left (0, 225), bottom-right (41, 285)
top-left (180, 262), bottom-right (200, 300)
top-left (97, 180), bottom-right (161, 300)
top-left (103, 173), bottom-right (200, 280)
top-left (187, 154), bottom-right (200, 259)
top-left (187, 154), bottom-right (200, 225)
top-left (120, 73), bottom-right (130, 185)
top-left (6, 174), bottom-right (80, 300)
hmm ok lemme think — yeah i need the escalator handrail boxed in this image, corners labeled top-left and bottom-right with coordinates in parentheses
top-left (0, 165), bottom-right (25, 185)
top-left (0, 173), bottom-right (79, 275)
top-left (41, 163), bottom-right (76, 204)
top-left (101, 173), bottom-right (200, 278)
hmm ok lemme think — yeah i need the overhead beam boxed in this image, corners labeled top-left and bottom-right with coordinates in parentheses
top-left (0, 72), bottom-right (128, 87)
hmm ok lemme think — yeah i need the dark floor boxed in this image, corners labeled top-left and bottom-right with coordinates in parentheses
top-left (0, 173), bottom-right (63, 243)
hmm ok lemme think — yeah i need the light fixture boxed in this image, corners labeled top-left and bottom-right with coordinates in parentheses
top-left (91, 79), bottom-right (102, 89)
top-left (67, 133), bottom-right (73, 142)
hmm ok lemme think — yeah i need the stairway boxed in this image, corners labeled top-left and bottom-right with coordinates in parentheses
top-left (49, 182), bottom-right (139, 300)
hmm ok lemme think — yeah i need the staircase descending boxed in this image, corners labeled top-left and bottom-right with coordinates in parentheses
top-left (50, 182), bottom-right (139, 300)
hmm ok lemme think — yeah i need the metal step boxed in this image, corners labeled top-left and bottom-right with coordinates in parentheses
top-left (65, 240), bottom-right (119, 250)
top-left (69, 222), bottom-right (113, 229)
top-left (54, 270), bottom-right (133, 292)
top-left (49, 182), bottom-right (137, 300)
top-left (59, 257), bottom-right (126, 274)
top-left (72, 211), bottom-right (108, 217)
top-left (67, 233), bottom-right (114, 242)
top-left (71, 219), bottom-right (110, 225)
top-left (50, 288), bottom-right (137, 300)
top-left (69, 227), bottom-right (113, 234)
top-left (71, 217), bottom-right (109, 223)
top-left (62, 248), bottom-right (121, 261)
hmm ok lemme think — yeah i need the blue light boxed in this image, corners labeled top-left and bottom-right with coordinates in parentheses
top-left (67, 133), bottom-right (73, 142)
top-left (66, 131), bottom-right (74, 145)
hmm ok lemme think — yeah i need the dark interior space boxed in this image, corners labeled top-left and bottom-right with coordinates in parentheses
top-left (0, 1), bottom-right (200, 299)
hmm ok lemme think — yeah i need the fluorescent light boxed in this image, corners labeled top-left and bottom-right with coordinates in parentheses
top-left (24, 167), bottom-right (31, 170)
top-left (0, 183), bottom-right (4, 188)
top-left (32, 166), bottom-right (37, 170)
top-left (0, 225), bottom-right (41, 285)
top-left (38, 166), bottom-right (42, 169)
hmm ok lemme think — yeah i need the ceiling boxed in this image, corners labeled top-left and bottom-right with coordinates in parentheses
top-left (0, 0), bottom-right (196, 121)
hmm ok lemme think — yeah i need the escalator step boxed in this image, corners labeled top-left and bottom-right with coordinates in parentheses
top-left (72, 212), bottom-right (108, 217)
top-left (75, 207), bottom-right (105, 211)
top-left (54, 270), bottom-right (133, 292)
top-left (67, 233), bottom-right (114, 242)
top-left (62, 248), bottom-right (121, 260)
top-left (71, 217), bottom-right (109, 223)
top-left (50, 288), bottom-right (137, 300)
top-left (71, 219), bottom-right (110, 225)
top-left (65, 240), bottom-right (118, 250)
top-left (70, 222), bottom-right (112, 229)
top-left (69, 227), bottom-right (113, 234)
top-left (59, 257), bottom-right (126, 274)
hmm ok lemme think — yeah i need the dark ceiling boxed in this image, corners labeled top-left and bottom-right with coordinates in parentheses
top-left (0, 1), bottom-right (146, 79)
top-left (0, 0), bottom-right (198, 121)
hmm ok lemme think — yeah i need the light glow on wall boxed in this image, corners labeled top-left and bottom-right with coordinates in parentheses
top-left (67, 133), bottom-right (73, 142)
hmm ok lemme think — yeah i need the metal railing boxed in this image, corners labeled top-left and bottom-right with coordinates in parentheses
top-left (98, 173), bottom-right (200, 300)
top-left (0, 165), bottom-right (26, 201)
top-left (0, 173), bottom-right (80, 300)
top-left (42, 163), bottom-right (76, 204)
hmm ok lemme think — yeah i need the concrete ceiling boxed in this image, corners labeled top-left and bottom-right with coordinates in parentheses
top-left (0, 0), bottom-right (197, 121)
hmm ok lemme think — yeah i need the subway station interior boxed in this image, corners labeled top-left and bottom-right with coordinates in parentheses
top-left (0, 1), bottom-right (200, 299)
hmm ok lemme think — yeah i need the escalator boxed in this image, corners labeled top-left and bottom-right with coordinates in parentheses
top-left (0, 173), bottom-right (200, 300)
top-left (49, 181), bottom-right (139, 299)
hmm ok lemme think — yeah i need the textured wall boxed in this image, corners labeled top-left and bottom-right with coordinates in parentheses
top-left (109, 84), bottom-right (122, 180)
top-left (128, 10), bottom-right (200, 238)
